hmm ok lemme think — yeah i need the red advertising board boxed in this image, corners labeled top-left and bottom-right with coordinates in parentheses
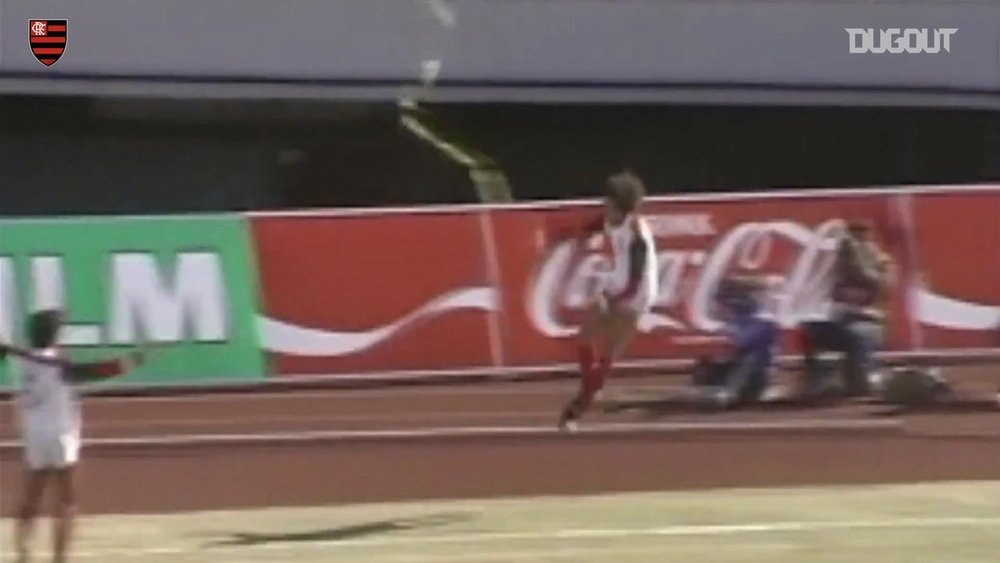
top-left (252, 213), bottom-right (497, 374)
top-left (906, 191), bottom-right (1000, 350)
top-left (251, 187), bottom-right (999, 376)
top-left (494, 194), bottom-right (914, 366)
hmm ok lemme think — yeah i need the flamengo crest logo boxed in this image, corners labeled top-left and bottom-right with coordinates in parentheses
top-left (29, 19), bottom-right (68, 66)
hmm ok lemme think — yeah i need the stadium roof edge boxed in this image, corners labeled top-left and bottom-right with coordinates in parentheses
top-left (2, 76), bottom-right (1000, 110)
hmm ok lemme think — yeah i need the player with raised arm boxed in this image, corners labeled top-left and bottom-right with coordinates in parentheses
top-left (558, 171), bottom-right (658, 432)
top-left (2, 309), bottom-right (147, 563)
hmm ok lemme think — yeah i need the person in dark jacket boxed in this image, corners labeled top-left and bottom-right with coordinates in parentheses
top-left (802, 220), bottom-right (894, 398)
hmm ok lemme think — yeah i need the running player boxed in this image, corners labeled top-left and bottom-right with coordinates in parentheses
top-left (2, 309), bottom-right (146, 563)
top-left (558, 171), bottom-right (658, 431)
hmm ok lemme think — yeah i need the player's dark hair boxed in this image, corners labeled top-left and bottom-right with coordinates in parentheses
top-left (605, 170), bottom-right (646, 214)
top-left (28, 309), bottom-right (61, 349)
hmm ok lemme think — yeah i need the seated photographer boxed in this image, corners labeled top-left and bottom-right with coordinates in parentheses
top-left (802, 220), bottom-right (894, 398)
top-left (691, 275), bottom-right (779, 409)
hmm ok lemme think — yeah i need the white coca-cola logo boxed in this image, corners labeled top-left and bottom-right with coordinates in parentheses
top-left (528, 218), bottom-right (846, 337)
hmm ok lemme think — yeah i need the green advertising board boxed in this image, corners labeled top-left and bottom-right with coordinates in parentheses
top-left (0, 215), bottom-right (266, 388)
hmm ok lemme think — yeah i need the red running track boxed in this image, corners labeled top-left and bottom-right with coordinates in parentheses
top-left (1, 368), bottom-right (998, 516)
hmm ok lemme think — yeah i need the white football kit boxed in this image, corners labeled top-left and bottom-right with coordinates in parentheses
top-left (17, 348), bottom-right (81, 470)
top-left (601, 215), bottom-right (658, 314)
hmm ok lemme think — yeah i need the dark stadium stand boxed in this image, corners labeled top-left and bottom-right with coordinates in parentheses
top-left (0, 96), bottom-right (995, 214)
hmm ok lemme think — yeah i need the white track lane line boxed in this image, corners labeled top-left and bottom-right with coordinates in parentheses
top-left (31, 383), bottom-right (682, 409)
top-left (75, 383), bottom-right (588, 404)
top-left (45, 515), bottom-right (1000, 559)
top-left (15, 346), bottom-right (995, 403)
top-left (76, 410), bottom-right (556, 429)
top-left (0, 418), bottom-right (901, 449)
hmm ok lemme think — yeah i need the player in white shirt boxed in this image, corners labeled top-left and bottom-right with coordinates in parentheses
top-left (559, 171), bottom-right (658, 431)
top-left (2, 309), bottom-right (145, 563)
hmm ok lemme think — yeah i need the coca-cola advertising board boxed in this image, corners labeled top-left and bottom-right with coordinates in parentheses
top-left (252, 213), bottom-right (498, 374)
top-left (496, 195), bottom-right (914, 366)
top-left (251, 187), bottom-right (999, 377)
top-left (905, 191), bottom-right (1000, 350)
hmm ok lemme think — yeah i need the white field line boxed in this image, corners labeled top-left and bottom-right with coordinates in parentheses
top-left (41, 515), bottom-right (1000, 559)
top-left (373, 545), bottom-right (734, 562)
top-left (0, 418), bottom-right (900, 449)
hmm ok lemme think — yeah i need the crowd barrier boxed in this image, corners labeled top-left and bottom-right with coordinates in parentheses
top-left (1, 185), bottom-right (997, 389)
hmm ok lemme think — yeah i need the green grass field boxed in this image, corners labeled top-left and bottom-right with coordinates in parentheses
top-left (4, 481), bottom-right (1000, 562)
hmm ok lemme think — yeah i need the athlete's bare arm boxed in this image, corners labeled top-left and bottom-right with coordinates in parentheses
top-left (0, 342), bottom-right (145, 383)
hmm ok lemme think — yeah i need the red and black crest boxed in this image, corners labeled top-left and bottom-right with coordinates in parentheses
top-left (29, 19), bottom-right (67, 67)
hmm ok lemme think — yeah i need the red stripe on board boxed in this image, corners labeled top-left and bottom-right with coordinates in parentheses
top-left (48, 25), bottom-right (66, 32)
top-left (32, 47), bottom-right (64, 55)
top-left (39, 58), bottom-right (57, 65)
top-left (30, 37), bottom-right (66, 44)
